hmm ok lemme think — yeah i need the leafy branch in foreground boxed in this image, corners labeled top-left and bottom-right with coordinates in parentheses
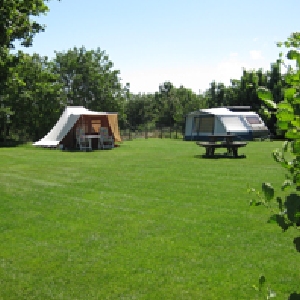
top-left (249, 32), bottom-right (300, 299)
top-left (250, 32), bottom-right (300, 249)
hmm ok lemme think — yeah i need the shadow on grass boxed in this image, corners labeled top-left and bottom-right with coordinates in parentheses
top-left (289, 293), bottom-right (300, 300)
top-left (194, 154), bottom-right (247, 159)
top-left (62, 147), bottom-right (120, 153)
top-left (0, 140), bottom-right (27, 148)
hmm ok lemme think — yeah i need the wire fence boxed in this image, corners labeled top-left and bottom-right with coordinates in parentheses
top-left (120, 125), bottom-right (184, 141)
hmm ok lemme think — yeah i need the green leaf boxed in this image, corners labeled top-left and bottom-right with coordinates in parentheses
top-left (277, 197), bottom-right (283, 211)
top-left (250, 199), bottom-right (263, 206)
top-left (277, 120), bottom-right (289, 130)
top-left (285, 129), bottom-right (300, 140)
top-left (282, 180), bottom-right (293, 191)
top-left (257, 87), bottom-right (276, 108)
top-left (284, 88), bottom-right (297, 100)
top-left (277, 110), bottom-right (294, 122)
top-left (292, 140), bottom-right (300, 155)
top-left (264, 99), bottom-right (277, 110)
top-left (282, 141), bottom-right (289, 152)
top-left (294, 172), bottom-right (300, 186)
top-left (267, 214), bottom-right (278, 224)
top-left (272, 150), bottom-right (284, 163)
top-left (293, 92), bottom-right (300, 104)
top-left (286, 73), bottom-right (300, 85)
top-left (293, 237), bottom-right (300, 252)
top-left (287, 49), bottom-right (299, 60)
top-left (278, 102), bottom-right (293, 110)
top-left (290, 117), bottom-right (300, 127)
top-left (275, 215), bottom-right (291, 231)
top-left (285, 193), bottom-right (300, 223)
top-left (257, 88), bottom-right (270, 99)
top-left (262, 182), bottom-right (274, 202)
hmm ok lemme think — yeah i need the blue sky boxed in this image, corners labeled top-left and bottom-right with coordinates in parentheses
top-left (16, 0), bottom-right (300, 94)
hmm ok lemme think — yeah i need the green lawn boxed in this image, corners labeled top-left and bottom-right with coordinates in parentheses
top-left (0, 139), bottom-right (299, 299)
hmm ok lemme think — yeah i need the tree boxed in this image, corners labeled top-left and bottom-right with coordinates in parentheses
top-left (0, 0), bottom-right (59, 142)
top-left (52, 47), bottom-right (123, 113)
top-left (0, 0), bottom-right (52, 84)
top-left (125, 93), bottom-right (157, 129)
top-left (0, 0), bottom-right (50, 49)
top-left (153, 81), bottom-right (183, 127)
top-left (1, 52), bottom-right (63, 141)
top-left (176, 85), bottom-right (205, 119)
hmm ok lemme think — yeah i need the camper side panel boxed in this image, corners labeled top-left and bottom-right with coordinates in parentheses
top-left (184, 114), bottom-right (215, 141)
top-left (214, 117), bottom-right (227, 135)
top-left (184, 115), bottom-right (194, 139)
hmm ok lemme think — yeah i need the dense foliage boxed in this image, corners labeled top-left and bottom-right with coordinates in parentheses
top-left (0, 0), bottom-right (58, 142)
top-left (0, 0), bottom-right (50, 81)
top-left (252, 32), bottom-right (300, 238)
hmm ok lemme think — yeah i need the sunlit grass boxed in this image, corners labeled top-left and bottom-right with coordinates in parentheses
top-left (0, 139), bottom-right (298, 299)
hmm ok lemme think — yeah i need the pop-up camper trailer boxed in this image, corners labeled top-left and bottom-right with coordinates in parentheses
top-left (184, 107), bottom-right (269, 141)
top-left (33, 106), bottom-right (121, 149)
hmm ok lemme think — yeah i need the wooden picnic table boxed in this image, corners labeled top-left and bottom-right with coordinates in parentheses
top-left (196, 134), bottom-right (247, 157)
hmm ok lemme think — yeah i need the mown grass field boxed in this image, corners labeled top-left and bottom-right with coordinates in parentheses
top-left (0, 139), bottom-right (299, 299)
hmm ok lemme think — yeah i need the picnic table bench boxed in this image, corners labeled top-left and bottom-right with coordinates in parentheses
top-left (196, 135), bottom-right (247, 157)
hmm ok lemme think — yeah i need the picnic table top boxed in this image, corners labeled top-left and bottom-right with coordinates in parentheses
top-left (196, 141), bottom-right (247, 147)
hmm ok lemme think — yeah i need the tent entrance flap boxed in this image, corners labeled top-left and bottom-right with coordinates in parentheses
top-left (107, 114), bottom-right (121, 142)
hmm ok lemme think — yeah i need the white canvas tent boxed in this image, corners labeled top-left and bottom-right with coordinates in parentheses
top-left (184, 107), bottom-right (269, 141)
top-left (33, 106), bottom-right (121, 148)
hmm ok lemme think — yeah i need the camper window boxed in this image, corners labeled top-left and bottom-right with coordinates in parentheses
top-left (193, 116), bottom-right (214, 133)
top-left (245, 116), bottom-right (262, 125)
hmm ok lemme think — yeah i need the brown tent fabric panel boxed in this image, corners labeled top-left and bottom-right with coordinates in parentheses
top-left (61, 114), bottom-right (121, 148)
top-left (107, 114), bottom-right (122, 142)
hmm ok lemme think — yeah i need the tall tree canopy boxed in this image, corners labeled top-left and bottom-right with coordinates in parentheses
top-left (7, 52), bottom-right (63, 141)
top-left (0, 0), bottom-right (52, 85)
top-left (0, 0), bottom-right (49, 49)
top-left (52, 47), bottom-right (124, 113)
top-left (0, 0), bottom-right (59, 142)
